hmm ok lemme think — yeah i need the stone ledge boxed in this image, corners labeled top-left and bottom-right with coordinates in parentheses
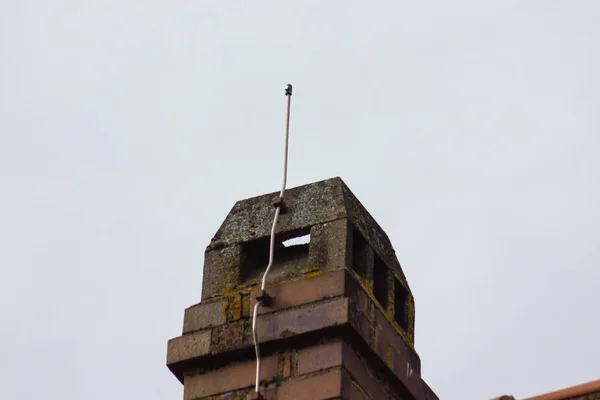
top-left (167, 297), bottom-right (350, 382)
top-left (167, 330), bottom-right (212, 366)
top-left (169, 270), bottom-right (423, 391)
top-left (183, 298), bottom-right (229, 334)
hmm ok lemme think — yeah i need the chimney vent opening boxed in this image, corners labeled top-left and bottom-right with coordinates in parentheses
top-left (352, 226), bottom-right (369, 279)
top-left (373, 254), bottom-right (389, 310)
top-left (240, 228), bottom-right (310, 282)
top-left (394, 278), bottom-right (410, 332)
top-left (282, 233), bottom-right (310, 247)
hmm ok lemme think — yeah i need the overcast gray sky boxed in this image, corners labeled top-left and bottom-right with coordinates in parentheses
top-left (1, 1), bottom-right (599, 399)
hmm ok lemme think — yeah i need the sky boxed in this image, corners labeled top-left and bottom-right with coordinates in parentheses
top-left (1, 1), bottom-right (599, 399)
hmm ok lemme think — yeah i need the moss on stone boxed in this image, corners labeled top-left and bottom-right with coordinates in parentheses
top-left (351, 378), bottom-right (369, 399)
top-left (302, 266), bottom-right (323, 279)
top-left (385, 344), bottom-right (394, 369)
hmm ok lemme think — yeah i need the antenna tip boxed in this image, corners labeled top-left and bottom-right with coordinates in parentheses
top-left (285, 84), bottom-right (293, 96)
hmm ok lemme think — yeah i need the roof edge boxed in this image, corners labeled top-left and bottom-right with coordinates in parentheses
top-left (523, 378), bottom-right (600, 400)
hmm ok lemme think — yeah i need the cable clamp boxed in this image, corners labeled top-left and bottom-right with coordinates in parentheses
top-left (272, 196), bottom-right (287, 214)
top-left (255, 290), bottom-right (274, 307)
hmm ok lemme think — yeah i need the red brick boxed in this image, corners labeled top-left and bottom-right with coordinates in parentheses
top-left (373, 308), bottom-right (422, 398)
top-left (342, 342), bottom-right (388, 400)
top-left (348, 298), bottom-right (372, 346)
top-left (424, 382), bottom-right (440, 400)
top-left (282, 351), bottom-right (292, 378)
top-left (257, 297), bottom-right (349, 342)
top-left (297, 340), bottom-right (343, 375)
top-left (345, 274), bottom-right (372, 319)
top-left (183, 299), bottom-right (228, 334)
top-left (263, 368), bottom-right (343, 400)
top-left (250, 270), bottom-right (345, 314)
top-left (341, 371), bottom-right (369, 400)
top-left (183, 355), bottom-right (278, 400)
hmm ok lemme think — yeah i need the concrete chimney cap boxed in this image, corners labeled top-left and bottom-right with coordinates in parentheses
top-left (206, 177), bottom-right (406, 282)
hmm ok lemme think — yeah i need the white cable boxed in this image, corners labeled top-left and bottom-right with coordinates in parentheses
top-left (261, 84), bottom-right (292, 291)
top-left (252, 301), bottom-right (262, 392)
top-left (253, 84), bottom-right (293, 394)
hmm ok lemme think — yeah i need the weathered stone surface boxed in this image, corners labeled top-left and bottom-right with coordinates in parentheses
top-left (208, 178), bottom-right (347, 250)
top-left (211, 320), bottom-right (248, 353)
top-left (183, 299), bottom-right (228, 334)
top-left (202, 245), bottom-right (242, 300)
top-left (167, 329), bottom-right (212, 365)
top-left (206, 178), bottom-right (407, 284)
top-left (307, 219), bottom-right (350, 271)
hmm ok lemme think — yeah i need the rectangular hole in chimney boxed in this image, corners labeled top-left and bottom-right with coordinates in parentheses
top-left (352, 225), bottom-right (368, 279)
top-left (373, 254), bottom-right (389, 310)
top-left (240, 228), bottom-right (311, 282)
top-left (282, 233), bottom-right (310, 247)
top-left (394, 278), bottom-right (410, 332)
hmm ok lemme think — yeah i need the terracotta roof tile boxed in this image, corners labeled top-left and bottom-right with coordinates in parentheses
top-left (523, 379), bottom-right (600, 400)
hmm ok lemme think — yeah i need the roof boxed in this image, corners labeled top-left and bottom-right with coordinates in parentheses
top-left (522, 378), bottom-right (600, 400)
top-left (491, 378), bottom-right (600, 400)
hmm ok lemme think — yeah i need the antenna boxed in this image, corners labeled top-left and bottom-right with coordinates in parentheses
top-left (251, 84), bottom-right (294, 398)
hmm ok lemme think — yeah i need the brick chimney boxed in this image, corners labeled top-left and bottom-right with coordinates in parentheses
top-left (167, 177), bottom-right (438, 400)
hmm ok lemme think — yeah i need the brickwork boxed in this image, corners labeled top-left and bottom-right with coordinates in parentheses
top-left (180, 339), bottom-right (416, 400)
top-left (167, 178), bottom-right (438, 400)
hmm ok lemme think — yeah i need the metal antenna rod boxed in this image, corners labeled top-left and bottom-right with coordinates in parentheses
top-left (261, 84), bottom-right (293, 291)
top-left (252, 84), bottom-right (293, 395)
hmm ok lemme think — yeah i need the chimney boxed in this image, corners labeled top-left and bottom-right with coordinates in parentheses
top-left (166, 177), bottom-right (438, 400)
